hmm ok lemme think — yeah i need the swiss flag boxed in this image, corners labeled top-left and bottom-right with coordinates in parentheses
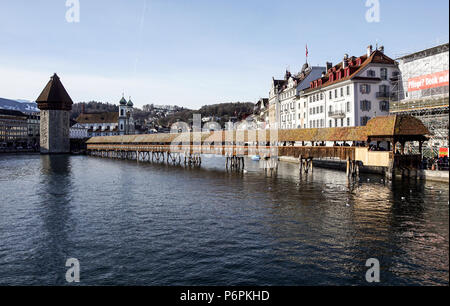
top-left (306, 44), bottom-right (309, 58)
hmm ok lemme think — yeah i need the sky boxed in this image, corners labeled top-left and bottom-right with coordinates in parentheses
top-left (0, 0), bottom-right (448, 110)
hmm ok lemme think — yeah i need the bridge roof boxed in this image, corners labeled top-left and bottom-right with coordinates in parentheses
top-left (86, 115), bottom-right (429, 144)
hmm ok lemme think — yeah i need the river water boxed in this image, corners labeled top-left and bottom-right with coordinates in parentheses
top-left (0, 154), bottom-right (448, 285)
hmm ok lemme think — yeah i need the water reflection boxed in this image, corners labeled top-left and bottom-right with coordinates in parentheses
top-left (0, 155), bottom-right (448, 285)
top-left (34, 155), bottom-right (74, 285)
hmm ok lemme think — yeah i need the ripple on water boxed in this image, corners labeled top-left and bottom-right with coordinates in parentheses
top-left (0, 155), bottom-right (448, 285)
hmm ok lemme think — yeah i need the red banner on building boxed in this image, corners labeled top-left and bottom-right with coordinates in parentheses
top-left (439, 147), bottom-right (448, 158)
top-left (408, 70), bottom-right (449, 92)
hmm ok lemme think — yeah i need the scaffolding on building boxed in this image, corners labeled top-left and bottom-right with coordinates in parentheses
top-left (390, 43), bottom-right (449, 157)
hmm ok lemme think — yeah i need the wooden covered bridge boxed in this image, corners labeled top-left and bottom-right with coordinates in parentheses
top-left (86, 115), bottom-right (429, 178)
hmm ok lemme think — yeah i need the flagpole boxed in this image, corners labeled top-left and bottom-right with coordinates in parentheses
top-left (306, 44), bottom-right (309, 65)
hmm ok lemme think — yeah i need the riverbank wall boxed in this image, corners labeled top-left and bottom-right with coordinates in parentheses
top-left (278, 156), bottom-right (449, 183)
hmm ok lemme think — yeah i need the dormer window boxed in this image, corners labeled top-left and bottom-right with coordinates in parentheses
top-left (356, 58), bottom-right (362, 66)
top-left (344, 68), bottom-right (350, 77)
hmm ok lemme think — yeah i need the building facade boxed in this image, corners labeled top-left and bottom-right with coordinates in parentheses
top-left (268, 64), bottom-right (326, 130)
top-left (299, 46), bottom-right (398, 129)
top-left (70, 123), bottom-right (89, 139)
top-left (0, 109), bottom-right (28, 147)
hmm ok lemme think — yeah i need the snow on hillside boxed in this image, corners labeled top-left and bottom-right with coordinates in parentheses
top-left (0, 98), bottom-right (39, 113)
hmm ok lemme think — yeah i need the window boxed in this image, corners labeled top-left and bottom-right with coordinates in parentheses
top-left (329, 105), bottom-right (332, 112)
top-left (329, 120), bottom-right (332, 127)
top-left (313, 95), bottom-right (316, 102)
top-left (298, 103), bottom-right (301, 109)
top-left (298, 113), bottom-right (301, 119)
top-left (121, 109), bottom-right (124, 116)
top-left (360, 84), bottom-right (371, 94)
top-left (321, 119), bottom-right (324, 127)
top-left (329, 91), bottom-right (332, 99)
top-left (335, 89), bottom-right (338, 98)
top-left (341, 118), bottom-right (344, 127)
top-left (320, 106), bottom-right (323, 113)
top-left (335, 119), bottom-right (338, 127)
top-left (313, 108), bottom-right (316, 115)
top-left (379, 85), bottom-right (389, 93)
top-left (304, 101), bottom-right (307, 108)
top-left (360, 100), bottom-right (371, 111)
top-left (380, 68), bottom-right (388, 80)
top-left (347, 86), bottom-right (350, 95)
top-left (320, 93), bottom-right (323, 100)
top-left (380, 101), bottom-right (389, 112)
top-left (360, 116), bottom-right (371, 126)
top-left (347, 118), bottom-right (350, 126)
top-left (346, 102), bottom-right (350, 112)
top-left (310, 109), bottom-right (313, 115)
top-left (340, 88), bottom-right (344, 97)
top-left (367, 70), bottom-right (376, 77)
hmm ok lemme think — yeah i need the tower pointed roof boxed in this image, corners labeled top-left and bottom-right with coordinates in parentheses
top-left (120, 96), bottom-right (127, 105)
top-left (36, 73), bottom-right (73, 111)
top-left (127, 97), bottom-right (134, 107)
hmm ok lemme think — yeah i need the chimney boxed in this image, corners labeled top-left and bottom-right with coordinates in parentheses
top-left (343, 54), bottom-right (349, 68)
top-left (378, 45), bottom-right (384, 53)
top-left (367, 45), bottom-right (373, 57)
top-left (326, 62), bottom-right (333, 71)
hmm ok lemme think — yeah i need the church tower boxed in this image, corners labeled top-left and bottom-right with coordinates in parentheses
top-left (36, 74), bottom-right (73, 154)
top-left (118, 95), bottom-right (127, 135)
top-left (126, 97), bottom-right (135, 134)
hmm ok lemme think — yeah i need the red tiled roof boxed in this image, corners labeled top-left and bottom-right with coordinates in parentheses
top-left (76, 112), bottom-right (119, 124)
top-left (304, 50), bottom-right (396, 92)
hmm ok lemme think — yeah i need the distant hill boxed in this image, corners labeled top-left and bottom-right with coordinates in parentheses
top-left (0, 98), bottom-right (39, 113)
top-left (71, 101), bottom-right (119, 120)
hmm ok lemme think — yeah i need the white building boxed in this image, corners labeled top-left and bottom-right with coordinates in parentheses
top-left (269, 64), bottom-right (326, 130)
top-left (299, 45), bottom-right (399, 129)
top-left (70, 123), bottom-right (89, 139)
top-left (76, 96), bottom-right (135, 137)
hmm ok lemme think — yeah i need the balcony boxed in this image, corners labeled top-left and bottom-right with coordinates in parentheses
top-left (328, 110), bottom-right (346, 118)
top-left (376, 91), bottom-right (390, 99)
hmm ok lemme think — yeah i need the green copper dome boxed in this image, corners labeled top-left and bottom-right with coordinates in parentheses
top-left (127, 98), bottom-right (134, 107)
top-left (119, 97), bottom-right (127, 105)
